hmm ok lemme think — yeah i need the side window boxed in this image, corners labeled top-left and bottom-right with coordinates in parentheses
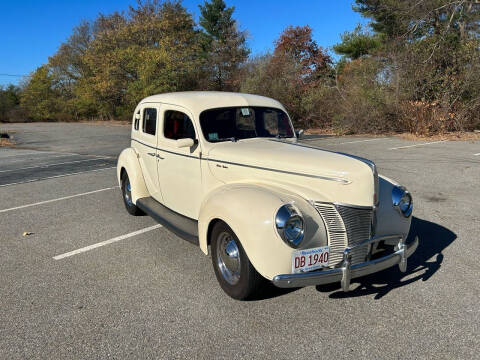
top-left (164, 110), bottom-right (196, 140)
top-left (142, 108), bottom-right (157, 135)
top-left (134, 111), bottom-right (140, 130)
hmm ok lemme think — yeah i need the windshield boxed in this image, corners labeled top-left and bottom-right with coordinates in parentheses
top-left (200, 106), bottom-right (294, 142)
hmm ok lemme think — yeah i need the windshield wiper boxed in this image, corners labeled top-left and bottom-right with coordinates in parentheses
top-left (276, 134), bottom-right (293, 139)
top-left (214, 137), bottom-right (238, 142)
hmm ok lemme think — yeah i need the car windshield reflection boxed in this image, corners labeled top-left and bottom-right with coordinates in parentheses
top-left (199, 106), bottom-right (295, 142)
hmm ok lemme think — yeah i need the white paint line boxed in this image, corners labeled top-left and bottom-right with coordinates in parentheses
top-left (0, 150), bottom-right (80, 159)
top-left (0, 151), bottom-right (54, 159)
top-left (3, 153), bottom-right (115, 165)
top-left (302, 137), bottom-right (333, 142)
top-left (0, 154), bottom-right (79, 163)
top-left (0, 186), bottom-right (117, 213)
top-left (0, 166), bottom-right (116, 187)
top-left (334, 138), bottom-right (386, 145)
top-left (53, 224), bottom-right (163, 260)
top-left (389, 140), bottom-right (447, 150)
top-left (302, 138), bottom-right (387, 146)
top-left (90, 154), bottom-right (115, 159)
top-left (0, 157), bottom-right (110, 173)
top-left (474, 153), bottom-right (480, 156)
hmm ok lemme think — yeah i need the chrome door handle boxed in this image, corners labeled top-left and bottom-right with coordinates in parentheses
top-left (147, 152), bottom-right (155, 157)
top-left (156, 154), bottom-right (164, 160)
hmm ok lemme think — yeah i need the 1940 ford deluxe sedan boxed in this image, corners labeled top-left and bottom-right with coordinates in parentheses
top-left (117, 91), bottom-right (418, 300)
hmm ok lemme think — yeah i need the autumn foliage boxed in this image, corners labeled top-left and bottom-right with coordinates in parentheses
top-left (1, 0), bottom-right (479, 135)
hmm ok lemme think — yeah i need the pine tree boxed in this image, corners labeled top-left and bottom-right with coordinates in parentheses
top-left (198, 0), bottom-right (249, 90)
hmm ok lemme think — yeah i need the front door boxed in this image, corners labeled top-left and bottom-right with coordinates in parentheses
top-left (132, 104), bottom-right (162, 201)
top-left (156, 105), bottom-right (202, 219)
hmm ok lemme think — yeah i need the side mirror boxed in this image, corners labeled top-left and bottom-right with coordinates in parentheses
top-left (176, 138), bottom-right (195, 148)
top-left (134, 113), bottom-right (141, 120)
top-left (295, 129), bottom-right (304, 139)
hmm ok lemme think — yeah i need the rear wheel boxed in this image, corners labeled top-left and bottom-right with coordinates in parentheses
top-left (121, 171), bottom-right (143, 216)
top-left (211, 221), bottom-right (263, 300)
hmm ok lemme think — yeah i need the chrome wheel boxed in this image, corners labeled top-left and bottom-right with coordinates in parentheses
top-left (121, 172), bottom-right (143, 216)
top-left (124, 178), bottom-right (133, 206)
top-left (216, 231), bottom-right (241, 285)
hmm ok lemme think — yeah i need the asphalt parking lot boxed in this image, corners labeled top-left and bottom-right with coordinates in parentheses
top-left (1, 122), bottom-right (479, 359)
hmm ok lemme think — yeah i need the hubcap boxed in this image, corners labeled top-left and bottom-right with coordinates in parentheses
top-left (124, 178), bottom-right (133, 206)
top-left (216, 232), bottom-right (241, 285)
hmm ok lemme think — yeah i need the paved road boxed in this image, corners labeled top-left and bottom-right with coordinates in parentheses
top-left (0, 122), bottom-right (479, 359)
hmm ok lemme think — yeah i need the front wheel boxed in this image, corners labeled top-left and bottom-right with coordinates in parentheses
top-left (121, 171), bottom-right (143, 216)
top-left (211, 221), bottom-right (263, 300)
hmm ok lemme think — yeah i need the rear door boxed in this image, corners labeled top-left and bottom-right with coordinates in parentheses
top-left (131, 103), bottom-right (163, 202)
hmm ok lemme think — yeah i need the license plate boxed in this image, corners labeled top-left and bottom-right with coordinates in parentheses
top-left (292, 246), bottom-right (329, 273)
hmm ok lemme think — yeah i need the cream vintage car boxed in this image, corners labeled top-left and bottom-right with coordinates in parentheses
top-left (117, 91), bottom-right (418, 300)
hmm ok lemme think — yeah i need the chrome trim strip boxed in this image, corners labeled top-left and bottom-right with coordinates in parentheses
top-left (205, 158), bottom-right (351, 184)
top-left (272, 235), bottom-right (419, 289)
top-left (132, 138), bottom-right (157, 150)
top-left (131, 138), bottom-right (200, 159)
top-left (314, 201), bottom-right (374, 210)
top-left (131, 138), bottom-right (351, 184)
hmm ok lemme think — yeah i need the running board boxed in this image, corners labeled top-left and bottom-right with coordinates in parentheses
top-left (136, 197), bottom-right (199, 245)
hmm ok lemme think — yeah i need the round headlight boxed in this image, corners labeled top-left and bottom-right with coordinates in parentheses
top-left (392, 186), bottom-right (413, 217)
top-left (275, 204), bottom-right (305, 247)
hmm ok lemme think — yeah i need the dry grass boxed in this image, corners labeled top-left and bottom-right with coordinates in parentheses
top-left (306, 128), bottom-right (387, 138)
top-left (306, 128), bottom-right (480, 141)
top-left (395, 131), bottom-right (480, 141)
top-left (305, 128), bottom-right (338, 136)
top-left (79, 120), bottom-right (130, 127)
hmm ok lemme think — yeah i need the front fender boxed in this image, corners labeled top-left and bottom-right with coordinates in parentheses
top-left (116, 147), bottom-right (149, 204)
top-left (198, 183), bottom-right (327, 280)
top-left (375, 175), bottom-right (412, 241)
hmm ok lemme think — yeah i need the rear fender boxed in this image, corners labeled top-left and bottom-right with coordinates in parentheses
top-left (117, 147), bottom-right (149, 203)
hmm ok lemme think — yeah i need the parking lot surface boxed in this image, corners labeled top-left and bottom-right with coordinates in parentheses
top-left (1, 122), bottom-right (479, 359)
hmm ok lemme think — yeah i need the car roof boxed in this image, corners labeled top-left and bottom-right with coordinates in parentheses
top-left (139, 91), bottom-right (286, 114)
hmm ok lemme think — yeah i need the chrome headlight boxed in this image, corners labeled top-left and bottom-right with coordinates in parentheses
top-left (275, 204), bottom-right (305, 248)
top-left (392, 186), bottom-right (413, 217)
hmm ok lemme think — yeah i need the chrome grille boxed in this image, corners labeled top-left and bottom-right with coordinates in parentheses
top-left (314, 203), bottom-right (347, 266)
top-left (315, 202), bottom-right (373, 266)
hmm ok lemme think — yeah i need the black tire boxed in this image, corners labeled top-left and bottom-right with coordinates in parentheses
top-left (121, 171), bottom-right (143, 216)
top-left (211, 221), bottom-right (263, 300)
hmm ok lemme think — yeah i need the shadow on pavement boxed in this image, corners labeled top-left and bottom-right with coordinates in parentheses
top-left (316, 216), bottom-right (456, 300)
top-left (246, 281), bottom-right (300, 301)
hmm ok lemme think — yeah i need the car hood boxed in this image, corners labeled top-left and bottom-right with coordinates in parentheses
top-left (206, 138), bottom-right (376, 206)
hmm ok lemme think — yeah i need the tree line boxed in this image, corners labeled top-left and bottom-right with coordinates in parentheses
top-left (1, 0), bottom-right (479, 135)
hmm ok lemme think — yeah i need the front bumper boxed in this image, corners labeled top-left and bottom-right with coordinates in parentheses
top-left (272, 235), bottom-right (419, 291)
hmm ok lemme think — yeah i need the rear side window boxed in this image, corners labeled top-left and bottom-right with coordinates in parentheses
top-left (134, 111), bottom-right (140, 130)
top-left (164, 110), bottom-right (196, 140)
top-left (142, 108), bottom-right (157, 135)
